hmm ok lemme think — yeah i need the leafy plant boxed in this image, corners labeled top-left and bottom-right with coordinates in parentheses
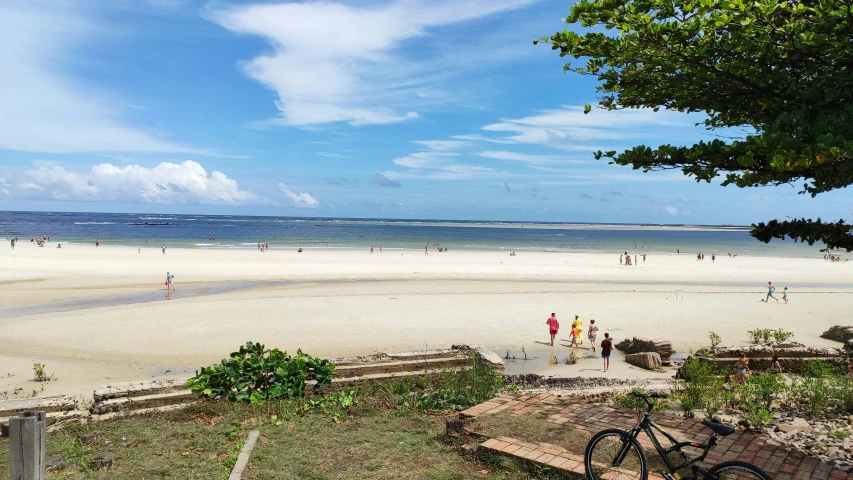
top-left (708, 331), bottom-right (721, 352)
top-left (735, 372), bottom-right (787, 411)
top-left (185, 342), bottom-right (337, 403)
top-left (674, 356), bottom-right (724, 418)
top-left (771, 329), bottom-right (794, 343)
top-left (746, 329), bottom-right (765, 345)
top-left (792, 376), bottom-right (834, 417)
top-left (33, 362), bottom-right (53, 382)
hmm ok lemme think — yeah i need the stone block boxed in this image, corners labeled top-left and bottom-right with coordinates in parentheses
top-left (624, 352), bottom-right (663, 371)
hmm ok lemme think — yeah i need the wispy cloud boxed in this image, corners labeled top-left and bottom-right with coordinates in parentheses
top-left (370, 173), bottom-right (402, 187)
top-left (206, 0), bottom-right (536, 127)
top-left (317, 152), bottom-right (352, 158)
top-left (0, 1), bottom-right (202, 154)
top-left (473, 150), bottom-right (582, 165)
top-left (479, 106), bottom-right (701, 150)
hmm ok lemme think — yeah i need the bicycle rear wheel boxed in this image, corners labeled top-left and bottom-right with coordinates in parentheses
top-left (584, 428), bottom-right (648, 480)
top-left (706, 460), bottom-right (772, 479)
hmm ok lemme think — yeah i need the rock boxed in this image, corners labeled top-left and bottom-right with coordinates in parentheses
top-left (46, 457), bottom-right (66, 471)
top-left (822, 326), bottom-right (853, 343)
top-left (846, 339), bottom-right (853, 355)
top-left (90, 456), bottom-right (114, 470)
top-left (624, 352), bottom-right (663, 371)
top-left (778, 417), bottom-right (813, 433)
top-left (616, 337), bottom-right (674, 365)
top-left (78, 430), bottom-right (105, 444)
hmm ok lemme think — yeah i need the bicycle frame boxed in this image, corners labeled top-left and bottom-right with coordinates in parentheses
top-left (621, 412), bottom-right (718, 474)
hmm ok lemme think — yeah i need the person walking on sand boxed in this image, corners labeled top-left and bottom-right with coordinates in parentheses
top-left (600, 333), bottom-right (613, 372)
top-left (711, 254), bottom-right (715, 263)
top-left (588, 319), bottom-right (599, 351)
top-left (162, 244), bottom-right (167, 255)
top-left (569, 324), bottom-right (580, 348)
top-left (425, 245), bottom-right (428, 255)
top-left (766, 282), bottom-right (778, 303)
top-left (165, 271), bottom-right (175, 291)
top-left (782, 287), bottom-right (788, 303)
top-left (370, 246), bottom-right (374, 254)
top-left (734, 352), bottom-right (750, 384)
top-left (620, 254), bottom-right (623, 265)
top-left (572, 315), bottom-right (584, 345)
top-left (546, 313), bottom-right (560, 347)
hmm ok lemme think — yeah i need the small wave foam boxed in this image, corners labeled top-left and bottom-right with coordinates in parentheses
top-left (74, 222), bottom-right (117, 225)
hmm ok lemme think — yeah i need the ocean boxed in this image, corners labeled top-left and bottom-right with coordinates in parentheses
top-left (0, 210), bottom-right (826, 258)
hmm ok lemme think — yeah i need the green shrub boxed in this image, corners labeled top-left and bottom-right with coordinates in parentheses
top-left (675, 356), bottom-right (724, 418)
top-left (614, 390), bottom-right (666, 411)
top-left (708, 331), bottom-right (722, 351)
top-left (836, 377), bottom-right (853, 413)
top-left (740, 404), bottom-right (773, 428)
top-left (736, 372), bottom-right (788, 410)
top-left (792, 375), bottom-right (835, 417)
top-left (185, 342), bottom-right (337, 403)
top-left (771, 329), bottom-right (794, 343)
top-left (802, 360), bottom-right (840, 378)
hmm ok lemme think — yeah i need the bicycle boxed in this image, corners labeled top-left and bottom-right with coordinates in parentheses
top-left (584, 391), bottom-right (772, 480)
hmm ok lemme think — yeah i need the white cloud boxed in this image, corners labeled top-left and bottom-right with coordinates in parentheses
top-left (451, 134), bottom-right (517, 145)
top-left (206, 0), bottom-right (536, 127)
top-left (369, 173), bottom-right (402, 188)
top-left (278, 183), bottom-right (319, 208)
top-left (16, 161), bottom-right (264, 205)
top-left (412, 140), bottom-right (470, 151)
top-left (480, 106), bottom-right (700, 149)
top-left (665, 206), bottom-right (679, 216)
top-left (0, 1), bottom-right (201, 154)
top-left (472, 150), bottom-right (582, 165)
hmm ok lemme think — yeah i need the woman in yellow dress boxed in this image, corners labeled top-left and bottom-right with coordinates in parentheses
top-left (572, 315), bottom-right (583, 346)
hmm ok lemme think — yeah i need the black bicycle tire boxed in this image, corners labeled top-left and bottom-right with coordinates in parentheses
top-left (584, 428), bottom-right (649, 480)
top-left (706, 460), bottom-right (772, 479)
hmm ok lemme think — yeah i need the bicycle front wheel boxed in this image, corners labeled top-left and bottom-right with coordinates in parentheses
top-left (706, 460), bottom-right (772, 479)
top-left (584, 428), bottom-right (648, 480)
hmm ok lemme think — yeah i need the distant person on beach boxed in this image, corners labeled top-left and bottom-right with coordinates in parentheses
top-left (546, 313), bottom-right (560, 347)
top-left (10, 238), bottom-right (15, 249)
top-left (620, 255), bottom-right (623, 265)
top-left (96, 237), bottom-right (100, 247)
top-left (634, 255), bottom-right (637, 265)
top-left (600, 333), bottom-right (613, 372)
top-left (642, 254), bottom-right (646, 263)
top-left (425, 246), bottom-right (428, 255)
top-left (766, 282), bottom-right (778, 303)
top-left (782, 287), bottom-right (788, 304)
top-left (588, 319), bottom-right (598, 351)
top-left (162, 244), bottom-right (166, 255)
top-left (572, 315), bottom-right (583, 346)
top-left (370, 246), bottom-right (374, 253)
top-left (56, 244), bottom-right (62, 248)
top-left (711, 254), bottom-right (715, 263)
top-left (677, 248), bottom-right (680, 254)
top-left (166, 272), bottom-right (175, 291)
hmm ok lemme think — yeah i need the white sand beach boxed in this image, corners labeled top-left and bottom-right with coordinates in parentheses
top-left (1, 242), bottom-right (851, 397)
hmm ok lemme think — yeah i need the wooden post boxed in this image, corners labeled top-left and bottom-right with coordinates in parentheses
top-left (9, 411), bottom-right (46, 480)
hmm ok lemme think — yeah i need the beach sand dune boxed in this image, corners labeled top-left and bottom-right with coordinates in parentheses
top-left (1, 243), bottom-right (850, 397)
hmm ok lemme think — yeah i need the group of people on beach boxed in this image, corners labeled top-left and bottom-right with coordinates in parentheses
top-left (619, 252), bottom-right (645, 265)
top-left (546, 313), bottom-right (613, 372)
top-left (765, 282), bottom-right (788, 304)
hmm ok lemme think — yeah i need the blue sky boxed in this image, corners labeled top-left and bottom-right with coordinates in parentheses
top-left (0, 0), bottom-right (849, 224)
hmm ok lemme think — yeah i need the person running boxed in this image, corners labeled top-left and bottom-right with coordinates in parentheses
top-left (783, 287), bottom-right (788, 304)
top-left (600, 333), bottom-right (613, 372)
top-left (166, 272), bottom-right (175, 291)
top-left (572, 315), bottom-right (584, 345)
top-left (546, 313), bottom-right (560, 347)
top-left (766, 282), bottom-right (778, 302)
top-left (588, 319), bottom-right (599, 351)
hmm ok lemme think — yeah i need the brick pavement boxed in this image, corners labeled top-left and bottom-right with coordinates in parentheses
top-left (461, 392), bottom-right (850, 480)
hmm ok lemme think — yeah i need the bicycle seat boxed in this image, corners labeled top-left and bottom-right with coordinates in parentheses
top-left (702, 420), bottom-right (736, 437)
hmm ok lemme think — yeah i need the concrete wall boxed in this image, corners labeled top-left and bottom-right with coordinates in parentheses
top-left (1, 345), bottom-right (503, 435)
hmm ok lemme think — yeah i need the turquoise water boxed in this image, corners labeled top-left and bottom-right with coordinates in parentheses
top-left (0, 210), bottom-right (826, 258)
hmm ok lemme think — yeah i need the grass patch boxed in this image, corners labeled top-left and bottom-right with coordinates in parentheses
top-left (0, 400), bottom-right (557, 479)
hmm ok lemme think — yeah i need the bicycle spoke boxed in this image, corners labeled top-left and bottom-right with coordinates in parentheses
top-left (588, 433), bottom-right (646, 480)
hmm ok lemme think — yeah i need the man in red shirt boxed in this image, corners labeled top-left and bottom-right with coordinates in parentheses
top-left (600, 333), bottom-right (613, 372)
top-left (546, 313), bottom-right (560, 347)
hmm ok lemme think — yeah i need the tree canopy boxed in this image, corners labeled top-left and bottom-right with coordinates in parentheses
top-left (539, 0), bottom-right (853, 250)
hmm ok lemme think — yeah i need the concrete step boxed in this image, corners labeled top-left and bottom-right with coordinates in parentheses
top-left (334, 355), bottom-right (469, 378)
top-left (91, 390), bottom-right (197, 415)
top-left (93, 378), bottom-right (189, 402)
top-left (0, 395), bottom-right (76, 418)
